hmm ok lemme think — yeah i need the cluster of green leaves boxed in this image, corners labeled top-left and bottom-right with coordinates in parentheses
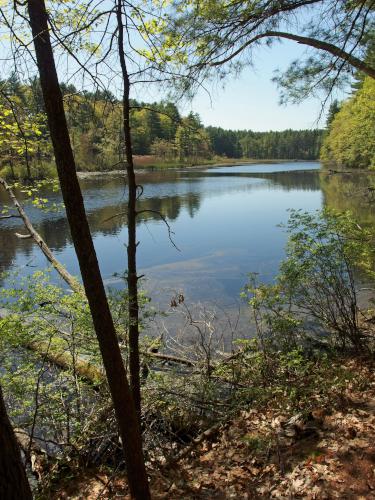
top-left (0, 269), bottom-right (161, 458)
top-left (0, 95), bottom-right (49, 179)
top-left (0, 270), bottom-right (131, 452)
top-left (0, 271), bottom-right (97, 448)
top-left (14, 179), bottom-right (62, 211)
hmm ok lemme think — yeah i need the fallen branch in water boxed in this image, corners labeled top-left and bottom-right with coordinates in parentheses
top-left (0, 177), bottom-right (81, 293)
top-left (24, 339), bottom-right (104, 385)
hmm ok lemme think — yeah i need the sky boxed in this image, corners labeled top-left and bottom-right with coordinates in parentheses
top-left (0, 3), bottom-right (348, 134)
top-left (181, 40), bottom-right (336, 132)
top-left (129, 38), bottom-right (336, 132)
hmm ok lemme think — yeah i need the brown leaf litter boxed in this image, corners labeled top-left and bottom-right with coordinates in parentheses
top-left (50, 357), bottom-right (375, 499)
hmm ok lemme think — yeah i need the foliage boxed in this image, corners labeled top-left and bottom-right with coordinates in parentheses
top-left (243, 209), bottom-right (375, 350)
top-left (156, 0), bottom-right (375, 103)
top-left (0, 271), bottom-right (102, 456)
top-left (0, 76), bottom-right (213, 177)
top-left (321, 77), bottom-right (375, 169)
top-left (0, 90), bottom-right (50, 179)
top-left (206, 127), bottom-right (323, 160)
top-left (0, 270), bottom-right (150, 455)
top-left (0, 76), bottom-right (324, 180)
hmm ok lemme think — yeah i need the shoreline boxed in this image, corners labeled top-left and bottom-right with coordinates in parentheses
top-left (77, 158), bottom-right (321, 178)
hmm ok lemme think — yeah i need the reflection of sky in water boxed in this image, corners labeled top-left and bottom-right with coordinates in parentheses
top-left (205, 161), bottom-right (321, 174)
top-left (1, 162), bottom-right (323, 316)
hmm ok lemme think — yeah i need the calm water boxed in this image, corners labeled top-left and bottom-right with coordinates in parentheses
top-left (2, 161), bottom-right (374, 337)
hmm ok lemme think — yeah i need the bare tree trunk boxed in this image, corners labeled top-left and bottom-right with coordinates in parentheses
top-left (0, 384), bottom-right (32, 500)
top-left (26, 1), bottom-right (150, 498)
top-left (116, 0), bottom-right (141, 417)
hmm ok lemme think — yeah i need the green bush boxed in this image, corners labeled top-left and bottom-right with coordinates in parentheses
top-left (243, 209), bottom-right (375, 350)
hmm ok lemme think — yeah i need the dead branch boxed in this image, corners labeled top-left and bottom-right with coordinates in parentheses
top-left (143, 351), bottom-right (194, 366)
top-left (0, 177), bottom-right (81, 293)
top-left (165, 421), bottom-right (225, 467)
top-left (15, 233), bottom-right (32, 239)
top-left (136, 208), bottom-right (180, 251)
top-left (25, 339), bottom-right (104, 385)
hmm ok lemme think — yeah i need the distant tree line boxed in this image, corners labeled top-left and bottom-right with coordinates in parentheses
top-left (206, 127), bottom-right (323, 160)
top-left (0, 74), bottom-right (323, 179)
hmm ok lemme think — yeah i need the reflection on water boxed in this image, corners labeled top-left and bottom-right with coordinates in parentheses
top-left (320, 172), bottom-right (375, 225)
top-left (2, 162), bottom-right (374, 332)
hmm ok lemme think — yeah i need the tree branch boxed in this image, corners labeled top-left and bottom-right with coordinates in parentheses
top-left (209, 30), bottom-right (375, 79)
top-left (0, 177), bottom-right (81, 292)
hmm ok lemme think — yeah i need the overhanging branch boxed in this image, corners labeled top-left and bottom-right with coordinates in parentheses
top-left (209, 30), bottom-right (375, 79)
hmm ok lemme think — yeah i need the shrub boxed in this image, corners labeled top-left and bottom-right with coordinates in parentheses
top-left (244, 209), bottom-right (375, 350)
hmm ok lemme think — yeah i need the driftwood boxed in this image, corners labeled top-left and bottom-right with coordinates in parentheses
top-left (143, 351), bottom-right (194, 367)
top-left (0, 177), bottom-right (81, 293)
top-left (25, 339), bottom-right (104, 384)
top-left (14, 427), bottom-right (48, 480)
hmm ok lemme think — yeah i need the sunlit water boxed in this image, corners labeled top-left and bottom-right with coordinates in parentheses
top-left (2, 161), bottom-right (373, 341)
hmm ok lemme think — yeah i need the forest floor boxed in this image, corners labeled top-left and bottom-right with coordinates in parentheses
top-left (51, 355), bottom-right (375, 499)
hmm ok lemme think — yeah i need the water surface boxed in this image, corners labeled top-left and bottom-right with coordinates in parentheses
top-left (2, 161), bottom-right (373, 338)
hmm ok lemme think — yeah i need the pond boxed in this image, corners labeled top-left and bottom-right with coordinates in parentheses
top-left (1, 161), bottom-right (374, 340)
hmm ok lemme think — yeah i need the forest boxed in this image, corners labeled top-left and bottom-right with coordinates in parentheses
top-left (321, 76), bottom-right (375, 169)
top-left (0, 1), bottom-right (374, 499)
top-left (0, 76), bottom-right (324, 179)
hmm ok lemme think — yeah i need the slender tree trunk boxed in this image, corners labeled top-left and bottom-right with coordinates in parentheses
top-left (0, 384), bottom-right (32, 500)
top-left (26, 1), bottom-right (150, 498)
top-left (9, 158), bottom-right (15, 179)
top-left (116, 0), bottom-right (141, 417)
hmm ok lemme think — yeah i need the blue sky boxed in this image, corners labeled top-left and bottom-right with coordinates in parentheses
top-left (176, 39), bottom-right (345, 132)
top-left (0, 3), bottom-right (346, 133)
top-left (125, 33), bottom-right (342, 132)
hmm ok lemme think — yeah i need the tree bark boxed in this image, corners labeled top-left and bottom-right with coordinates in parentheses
top-left (26, 1), bottom-right (150, 498)
top-left (116, 0), bottom-right (142, 417)
top-left (0, 384), bottom-right (32, 500)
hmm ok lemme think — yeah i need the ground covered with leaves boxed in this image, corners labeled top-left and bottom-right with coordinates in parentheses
top-left (48, 355), bottom-right (375, 499)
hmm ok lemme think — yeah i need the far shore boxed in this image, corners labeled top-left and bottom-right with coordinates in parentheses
top-left (77, 158), bottom-right (321, 178)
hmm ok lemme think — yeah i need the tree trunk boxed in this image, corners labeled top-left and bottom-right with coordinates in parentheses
top-left (0, 384), bottom-right (32, 500)
top-left (26, 1), bottom-right (150, 498)
top-left (116, 0), bottom-right (142, 417)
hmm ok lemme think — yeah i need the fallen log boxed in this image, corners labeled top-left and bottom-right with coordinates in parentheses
top-left (0, 177), bottom-right (81, 293)
top-left (165, 421), bottom-right (227, 467)
top-left (143, 351), bottom-right (194, 367)
top-left (25, 339), bottom-right (104, 385)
